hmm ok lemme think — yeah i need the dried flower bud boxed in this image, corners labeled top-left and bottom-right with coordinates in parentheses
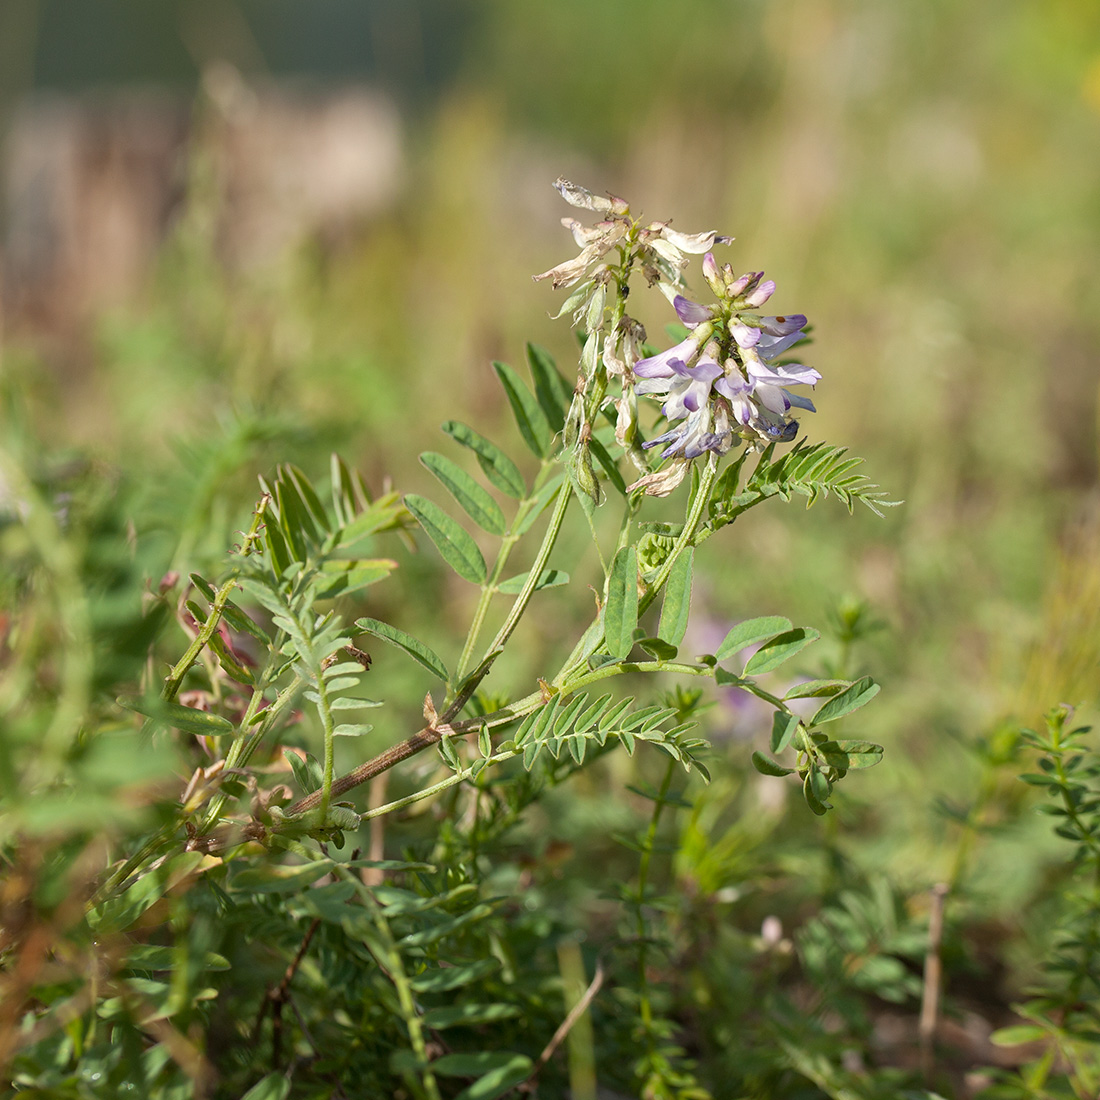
top-left (585, 283), bottom-right (607, 334)
top-left (660, 226), bottom-right (733, 254)
top-left (614, 390), bottom-right (637, 448)
top-left (626, 459), bottom-right (689, 497)
top-left (553, 177), bottom-right (616, 214)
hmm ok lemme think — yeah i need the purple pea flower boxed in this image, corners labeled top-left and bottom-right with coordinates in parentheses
top-left (635, 350), bottom-right (723, 421)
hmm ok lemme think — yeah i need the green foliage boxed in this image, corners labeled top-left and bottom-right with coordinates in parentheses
top-left (982, 707), bottom-right (1100, 1099)
top-left (1, 173), bottom-right (980, 1100)
top-left (709, 440), bottom-right (900, 526)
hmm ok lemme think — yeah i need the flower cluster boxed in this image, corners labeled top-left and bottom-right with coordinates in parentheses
top-left (533, 178), bottom-right (730, 384)
top-left (634, 264), bottom-right (819, 463)
top-left (535, 179), bottom-right (820, 496)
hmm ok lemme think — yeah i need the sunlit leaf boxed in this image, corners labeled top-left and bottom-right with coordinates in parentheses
top-left (604, 546), bottom-right (638, 660)
top-left (420, 451), bottom-right (507, 535)
top-left (355, 617), bottom-right (449, 683)
top-left (715, 616), bottom-right (792, 661)
top-left (658, 548), bottom-right (693, 646)
top-left (493, 360), bottom-right (553, 458)
top-left (743, 627), bottom-right (820, 675)
top-left (442, 421), bottom-right (527, 499)
top-left (405, 494), bottom-right (487, 585)
top-left (810, 676), bottom-right (880, 726)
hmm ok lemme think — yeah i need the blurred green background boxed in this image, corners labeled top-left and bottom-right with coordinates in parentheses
top-left (2, 0), bottom-right (1100, 1030)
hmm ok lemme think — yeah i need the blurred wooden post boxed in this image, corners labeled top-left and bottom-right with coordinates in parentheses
top-left (920, 882), bottom-right (950, 1083)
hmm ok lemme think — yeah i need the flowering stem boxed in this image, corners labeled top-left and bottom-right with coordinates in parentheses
top-left (455, 465), bottom-right (561, 683)
top-left (639, 454), bottom-right (719, 617)
top-left (483, 479), bottom-right (573, 661)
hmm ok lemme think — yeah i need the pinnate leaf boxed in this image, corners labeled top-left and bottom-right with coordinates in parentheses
top-left (405, 494), bottom-right (487, 585)
top-left (355, 617), bottom-right (449, 683)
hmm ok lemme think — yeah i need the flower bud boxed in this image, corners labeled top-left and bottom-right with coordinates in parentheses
top-left (744, 279), bottom-right (776, 308)
top-left (702, 252), bottom-right (725, 297)
top-left (725, 269), bottom-right (755, 297)
top-left (615, 390), bottom-right (637, 448)
top-left (553, 177), bottom-right (614, 213)
top-left (580, 330), bottom-right (599, 379)
top-left (585, 283), bottom-right (607, 334)
top-left (572, 442), bottom-right (602, 505)
top-left (563, 394), bottom-right (584, 450)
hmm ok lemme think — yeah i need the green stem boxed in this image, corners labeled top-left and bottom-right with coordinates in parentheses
top-left (282, 843), bottom-right (442, 1100)
top-left (359, 748), bottom-right (521, 821)
top-left (562, 660), bottom-right (712, 696)
top-left (635, 758), bottom-right (676, 1041)
top-left (639, 454), bottom-right (719, 618)
top-left (314, 671), bottom-right (336, 824)
top-left (162, 501), bottom-right (268, 702)
top-left (483, 481), bottom-right (572, 661)
top-left (454, 466), bottom-right (559, 683)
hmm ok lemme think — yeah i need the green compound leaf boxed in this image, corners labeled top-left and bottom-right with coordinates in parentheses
top-left (355, 617), bottom-right (449, 683)
top-left (604, 546), bottom-right (639, 660)
top-left (715, 616), bottom-right (793, 661)
top-left (119, 695), bottom-right (233, 736)
top-left (441, 420), bottom-right (527, 499)
top-left (526, 342), bottom-right (573, 432)
top-left (783, 678), bottom-right (847, 700)
top-left (658, 548), bottom-right (693, 646)
top-left (803, 766), bottom-right (832, 815)
top-left (495, 568), bottom-right (569, 594)
top-left (743, 627), bottom-right (820, 675)
top-left (240, 1072), bottom-right (292, 1100)
top-left (752, 750), bottom-right (794, 777)
top-left (492, 360), bottom-right (553, 459)
top-left (809, 676), bottom-right (881, 726)
top-left (405, 494), bottom-right (487, 585)
top-left (431, 1052), bottom-right (534, 1100)
top-left (421, 1003), bottom-right (521, 1029)
top-left (771, 710), bottom-right (801, 753)
top-left (420, 451), bottom-right (506, 535)
top-left (410, 958), bottom-right (500, 994)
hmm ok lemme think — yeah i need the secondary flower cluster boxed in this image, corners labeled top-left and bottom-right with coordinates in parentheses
top-left (533, 178), bottom-right (730, 384)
